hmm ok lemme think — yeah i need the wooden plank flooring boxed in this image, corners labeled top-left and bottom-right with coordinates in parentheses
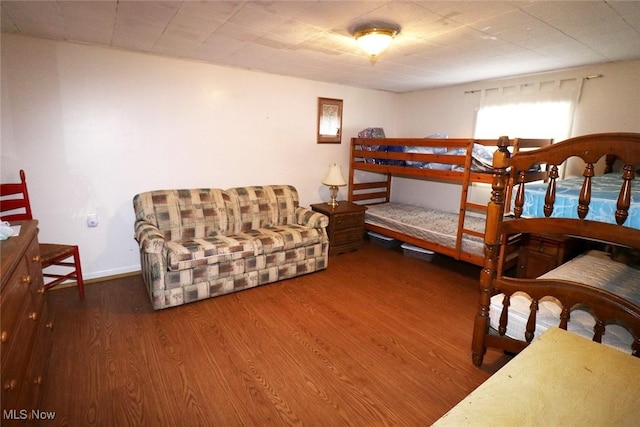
top-left (39, 241), bottom-right (511, 426)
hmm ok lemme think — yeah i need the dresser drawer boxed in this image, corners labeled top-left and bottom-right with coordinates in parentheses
top-left (19, 301), bottom-right (54, 410)
top-left (332, 212), bottom-right (365, 230)
top-left (25, 239), bottom-right (45, 294)
top-left (333, 228), bottom-right (365, 246)
top-left (1, 293), bottom-right (38, 408)
top-left (1, 257), bottom-right (32, 363)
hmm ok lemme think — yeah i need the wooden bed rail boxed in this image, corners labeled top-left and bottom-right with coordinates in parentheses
top-left (349, 180), bottom-right (391, 205)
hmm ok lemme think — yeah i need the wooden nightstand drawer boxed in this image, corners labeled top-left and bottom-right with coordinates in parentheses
top-left (516, 234), bottom-right (579, 279)
top-left (333, 228), bottom-right (364, 246)
top-left (333, 212), bottom-right (365, 230)
top-left (526, 236), bottom-right (562, 256)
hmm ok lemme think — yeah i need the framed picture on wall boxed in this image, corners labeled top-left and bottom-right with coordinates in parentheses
top-left (317, 97), bottom-right (343, 144)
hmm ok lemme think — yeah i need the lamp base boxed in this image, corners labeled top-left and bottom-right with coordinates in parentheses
top-left (327, 185), bottom-right (339, 208)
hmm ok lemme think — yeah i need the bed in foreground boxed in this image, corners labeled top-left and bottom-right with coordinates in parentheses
top-left (472, 132), bottom-right (640, 366)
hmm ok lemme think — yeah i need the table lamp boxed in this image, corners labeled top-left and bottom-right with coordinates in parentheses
top-left (322, 163), bottom-right (346, 208)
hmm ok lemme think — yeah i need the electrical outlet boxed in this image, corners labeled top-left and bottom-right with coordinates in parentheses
top-left (87, 214), bottom-right (98, 228)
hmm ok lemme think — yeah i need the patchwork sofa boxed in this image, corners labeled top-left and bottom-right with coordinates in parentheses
top-left (133, 185), bottom-right (329, 310)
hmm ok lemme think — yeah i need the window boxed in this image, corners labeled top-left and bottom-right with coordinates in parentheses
top-left (474, 79), bottom-right (579, 142)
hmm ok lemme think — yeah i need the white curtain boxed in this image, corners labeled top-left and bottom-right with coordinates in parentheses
top-left (474, 78), bottom-right (580, 142)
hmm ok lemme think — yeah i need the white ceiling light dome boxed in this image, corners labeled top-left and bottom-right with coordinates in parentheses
top-left (354, 25), bottom-right (400, 58)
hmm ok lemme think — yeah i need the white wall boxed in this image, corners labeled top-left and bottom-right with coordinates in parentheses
top-left (1, 34), bottom-right (398, 280)
top-left (3, 33), bottom-right (638, 280)
top-left (393, 60), bottom-right (640, 210)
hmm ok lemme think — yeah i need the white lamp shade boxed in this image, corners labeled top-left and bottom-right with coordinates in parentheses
top-left (322, 163), bottom-right (346, 187)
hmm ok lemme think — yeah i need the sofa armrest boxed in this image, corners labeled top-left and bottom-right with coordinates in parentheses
top-left (134, 220), bottom-right (166, 254)
top-left (295, 207), bottom-right (329, 229)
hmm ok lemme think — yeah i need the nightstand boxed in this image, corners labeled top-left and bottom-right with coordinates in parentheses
top-left (311, 201), bottom-right (367, 255)
top-left (516, 234), bottom-right (580, 279)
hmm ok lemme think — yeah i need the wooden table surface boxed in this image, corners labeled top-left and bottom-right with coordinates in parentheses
top-left (433, 327), bottom-right (640, 426)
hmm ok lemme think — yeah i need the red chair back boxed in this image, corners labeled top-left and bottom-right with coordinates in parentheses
top-left (0, 170), bottom-right (34, 221)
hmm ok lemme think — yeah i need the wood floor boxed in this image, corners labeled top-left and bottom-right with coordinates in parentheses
top-left (39, 241), bottom-right (511, 426)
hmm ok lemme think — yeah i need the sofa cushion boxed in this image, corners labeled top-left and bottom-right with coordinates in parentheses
top-left (262, 224), bottom-right (323, 250)
top-left (165, 223), bottom-right (325, 271)
top-left (226, 185), bottom-right (299, 233)
top-left (166, 234), bottom-right (257, 271)
top-left (134, 188), bottom-right (234, 240)
top-left (226, 186), bottom-right (278, 233)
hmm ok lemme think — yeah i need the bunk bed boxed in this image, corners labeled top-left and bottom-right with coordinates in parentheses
top-left (472, 132), bottom-right (640, 367)
top-left (348, 137), bottom-right (552, 266)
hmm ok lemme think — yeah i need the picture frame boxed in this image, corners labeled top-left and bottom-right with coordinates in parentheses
top-left (317, 97), bottom-right (343, 144)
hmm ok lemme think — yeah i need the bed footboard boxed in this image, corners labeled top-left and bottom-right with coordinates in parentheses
top-left (472, 277), bottom-right (640, 366)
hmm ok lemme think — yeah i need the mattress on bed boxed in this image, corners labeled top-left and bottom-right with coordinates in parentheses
top-left (517, 174), bottom-right (640, 229)
top-left (364, 202), bottom-right (485, 256)
top-left (490, 250), bottom-right (640, 353)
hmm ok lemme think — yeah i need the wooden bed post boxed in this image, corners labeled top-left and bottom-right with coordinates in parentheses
top-left (472, 136), bottom-right (511, 366)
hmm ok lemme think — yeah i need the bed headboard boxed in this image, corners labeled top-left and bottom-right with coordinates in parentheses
top-left (487, 132), bottom-right (640, 251)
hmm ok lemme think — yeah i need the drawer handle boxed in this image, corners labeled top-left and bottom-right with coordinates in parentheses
top-left (29, 312), bottom-right (38, 321)
top-left (4, 379), bottom-right (17, 391)
top-left (535, 245), bottom-right (545, 253)
top-left (34, 376), bottom-right (43, 386)
top-left (22, 275), bottom-right (32, 285)
top-left (38, 286), bottom-right (46, 295)
top-left (46, 322), bottom-right (54, 330)
top-left (0, 331), bottom-right (7, 343)
top-left (32, 255), bottom-right (41, 263)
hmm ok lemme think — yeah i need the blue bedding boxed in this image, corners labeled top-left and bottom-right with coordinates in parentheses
top-left (517, 174), bottom-right (640, 229)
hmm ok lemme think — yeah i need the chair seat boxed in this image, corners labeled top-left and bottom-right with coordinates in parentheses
top-left (39, 243), bottom-right (78, 264)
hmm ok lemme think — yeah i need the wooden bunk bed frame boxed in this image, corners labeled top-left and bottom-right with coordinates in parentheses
top-left (472, 132), bottom-right (640, 366)
top-left (348, 137), bottom-right (552, 266)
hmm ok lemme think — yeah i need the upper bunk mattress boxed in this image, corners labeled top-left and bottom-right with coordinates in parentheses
top-left (364, 202), bottom-right (485, 256)
top-left (489, 250), bottom-right (640, 353)
top-left (516, 174), bottom-right (640, 229)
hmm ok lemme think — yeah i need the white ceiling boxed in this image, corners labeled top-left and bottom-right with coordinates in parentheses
top-left (2, 1), bottom-right (640, 93)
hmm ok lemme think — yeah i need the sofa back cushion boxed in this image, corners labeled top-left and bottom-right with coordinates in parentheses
top-left (226, 185), bottom-right (299, 233)
top-left (133, 188), bottom-right (233, 240)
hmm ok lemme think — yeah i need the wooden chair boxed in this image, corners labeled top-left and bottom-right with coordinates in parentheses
top-left (1, 170), bottom-right (84, 299)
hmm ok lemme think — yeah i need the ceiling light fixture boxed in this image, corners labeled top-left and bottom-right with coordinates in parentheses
top-left (354, 26), bottom-right (399, 58)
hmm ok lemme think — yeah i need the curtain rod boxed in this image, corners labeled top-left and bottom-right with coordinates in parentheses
top-left (464, 74), bottom-right (604, 94)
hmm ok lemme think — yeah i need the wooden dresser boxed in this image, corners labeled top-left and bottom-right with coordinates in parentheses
top-left (1, 220), bottom-right (54, 415)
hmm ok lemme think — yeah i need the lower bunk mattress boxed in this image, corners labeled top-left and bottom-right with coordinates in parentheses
top-left (364, 202), bottom-right (485, 257)
top-left (490, 250), bottom-right (640, 353)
